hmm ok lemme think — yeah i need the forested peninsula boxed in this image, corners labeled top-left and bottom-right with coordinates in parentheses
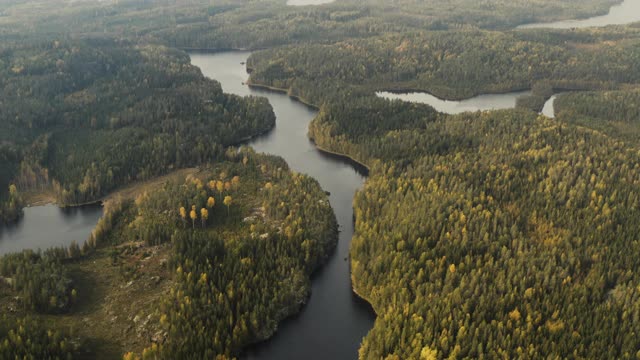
top-left (1, 151), bottom-right (337, 359)
top-left (0, 39), bottom-right (274, 221)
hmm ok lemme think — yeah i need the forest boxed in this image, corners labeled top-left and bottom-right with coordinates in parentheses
top-left (1, 0), bottom-right (640, 358)
top-left (0, 38), bottom-right (274, 218)
top-left (0, 316), bottom-right (80, 359)
top-left (0, 0), bottom-right (623, 50)
top-left (247, 27), bottom-right (640, 101)
top-left (232, 5), bottom-right (640, 357)
top-left (345, 110), bottom-right (640, 358)
top-left (553, 89), bottom-right (640, 145)
top-left (0, 151), bottom-right (337, 358)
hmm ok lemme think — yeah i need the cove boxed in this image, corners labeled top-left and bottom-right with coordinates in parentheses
top-left (541, 94), bottom-right (564, 118)
top-left (518, 0), bottom-right (640, 29)
top-left (376, 90), bottom-right (531, 114)
top-left (190, 51), bottom-right (375, 359)
top-left (0, 204), bottom-right (103, 256)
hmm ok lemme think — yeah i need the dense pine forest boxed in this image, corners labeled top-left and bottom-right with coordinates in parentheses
top-left (226, 2), bottom-right (640, 358)
top-left (554, 89), bottom-right (640, 144)
top-left (0, 38), bottom-right (274, 219)
top-left (1, 0), bottom-right (640, 358)
top-left (1, 152), bottom-right (336, 358)
top-left (247, 27), bottom-right (640, 101)
top-left (348, 111), bottom-right (640, 358)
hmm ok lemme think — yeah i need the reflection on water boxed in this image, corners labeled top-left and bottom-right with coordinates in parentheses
top-left (0, 204), bottom-right (103, 255)
top-left (377, 90), bottom-right (531, 114)
top-left (541, 94), bottom-right (562, 118)
top-left (518, 0), bottom-right (640, 29)
top-left (191, 51), bottom-right (375, 360)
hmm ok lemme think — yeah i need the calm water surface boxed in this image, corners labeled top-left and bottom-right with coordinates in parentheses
top-left (377, 90), bottom-right (530, 114)
top-left (518, 0), bottom-right (640, 29)
top-left (541, 94), bottom-right (565, 118)
top-left (0, 204), bottom-right (103, 256)
top-left (190, 52), bottom-right (374, 360)
top-left (287, 0), bottom-right (335, 5)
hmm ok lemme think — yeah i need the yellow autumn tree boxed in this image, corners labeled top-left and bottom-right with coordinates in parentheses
top-left (194, 178), bottom-right (204, 190)
top-left (509, 308), bottom-right (522, 322)
top-left (207, 196), bottom-right (215, 208)
top-left (123, 352), bottom-right (139, 360)
top-left (201, 208), bottom-right (209, 227)
top-left (420, 347), bottom-right (437, 360)
top-left (142, 343), bottom-right (160, 360)
top-left (216, 180), bottom-right (224, 194)
top-left (179, 206), bottom-right (187, 226)
top-left (231, 176), bottom-right (240, 189)
top-left (224, 195), bottom-right (233, 215)
top-left (190, 206), bottom-right (197, 229)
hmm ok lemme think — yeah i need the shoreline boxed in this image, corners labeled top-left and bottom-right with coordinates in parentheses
top-left (227, 123), bottom-right (277, 147)
top-left (243, 78), bottom-right (372, 174)
top-left (515, 0), bottom-right (627, 29)
top-left (312, 141), bottom-right (370, 175)
top-left (180, 47), bottom-right (266, 53)
top-left (20, 167), bottom-right (201, 210)
top-left (377, 86), bottom-right (532, 102)
top-left (351, 278), bottom-right (378, 317)
top-left (245, 81), bottom-right (320, 110)
top-left (243, 73), bottom-right (380, 346)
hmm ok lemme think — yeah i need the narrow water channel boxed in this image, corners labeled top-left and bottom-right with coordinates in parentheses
top-left (190, 51), bottom-right (375, 360)
top-left (377, 90), bottom-right (531, 114)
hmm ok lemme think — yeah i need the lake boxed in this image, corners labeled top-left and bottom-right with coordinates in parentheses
top-left (377, 90), bottom-right (531, 114)
top-left (518, 0), bottom-right (640, 29)
top-left (190, 51), bottom-right (375, 360)
top-left (0, 204), bottom-right (103, 256)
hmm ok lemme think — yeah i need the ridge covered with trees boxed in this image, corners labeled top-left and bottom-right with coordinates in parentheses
top-left (1, 152), bottom-right (338, 358)
top-left (0, 38), bottom-right (274, 218)
top-left (0, 0), bottom-right (623, 50)
top-left (553, 89), bottom-right (640, 145)
top-left (236, 13), bottom-right (640, 357)
top-left (247, 27), bottom-right (640, 101)
top-left (346, 110), bottom-right (640, 358)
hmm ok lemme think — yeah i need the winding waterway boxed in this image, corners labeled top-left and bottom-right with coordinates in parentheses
top-left (0, 204), bottom-right (103, 256)
top-left (518, 0), bottom-right (640, 29)
top-left (190, 51), bottom-right (375, 359)
top-left (377, 90), bottom-right (530, 114)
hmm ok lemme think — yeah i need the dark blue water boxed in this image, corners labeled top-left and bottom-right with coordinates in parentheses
top-left (190, 51), bottom-right (375, 360)
top-left (0, 204), bottom-right (103, 255)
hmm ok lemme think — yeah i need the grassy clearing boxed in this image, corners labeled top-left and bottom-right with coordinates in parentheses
top-left (1, 242), bottom-right (173, 359)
